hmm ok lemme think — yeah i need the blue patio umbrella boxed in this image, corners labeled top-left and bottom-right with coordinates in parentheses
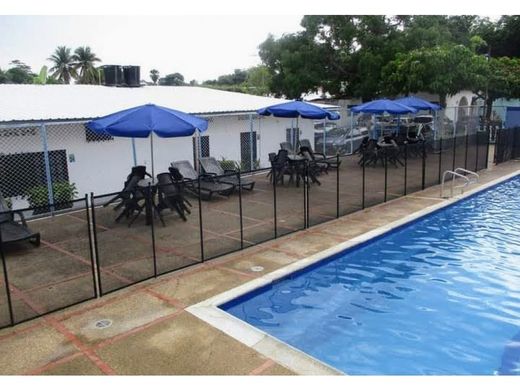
top-left (351, 99), bottom-right (417, 139)
top-left (87, 103), bottom-right (208, 177)
top-left (258, 100), bottom-right (340, 152)
top-left (257, 100), bottom-right (340, 120)
top-left (393, 96), bottom-right (441, 139)
top-left (351, 99), bottom-right (417, 115)
top-left (393, 96), bottom-right (441, 111)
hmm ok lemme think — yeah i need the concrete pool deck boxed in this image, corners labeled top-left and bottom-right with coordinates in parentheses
top-left (0, 159), bottom-right (519, 375)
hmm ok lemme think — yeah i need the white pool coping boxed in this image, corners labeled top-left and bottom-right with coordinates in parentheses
top-left (187, 169), bottom-right (520, 375)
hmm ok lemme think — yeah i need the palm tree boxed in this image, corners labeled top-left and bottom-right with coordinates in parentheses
top-left (48, 46), bottom-right (77, 84)
top-left (150, 69), bottom-right (160, 85)
top-left (73, 46), bottom-right (101, 84)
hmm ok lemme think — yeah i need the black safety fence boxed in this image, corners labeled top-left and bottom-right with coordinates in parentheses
top-left (0, 197), bottom-right (96, 327)
top-left (0, 131), bottom-right (492, 329)
top-left (338, 154), bottom-right (363, 216)
top-left (495, 127), bottom-right (520, 164)
top-left (90, 189), bottom-right (156, 295)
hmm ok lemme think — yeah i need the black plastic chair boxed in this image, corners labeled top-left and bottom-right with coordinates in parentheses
top-left (104, 166), bottom-right (152, 209)
top-left (199, 157), bottom-right (255, 191)
top-left (299, 145), bottom-right (330, 174)
top-left (114, 176), bottom-right (147, 226)
top-left (156, 171), bottom-right (191, 221)
top-left (298, 139), bottom-right (341, 169)
top-left (0, 191), bottom-right (40, 247)
top-left (171, 160), bottom-right (235, 200)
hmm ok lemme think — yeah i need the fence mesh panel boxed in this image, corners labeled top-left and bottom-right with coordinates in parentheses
top-left (199, 172), bottom-right (242, 260)
top-left (274, 167), bottom-right (306, 236)
top-left (338, 154), bottom-right (363, 216)
top-left (240, 170), bottom-right (275, 247)
top-left (91, 189), bottom-right (155, 295)
top-left (154, 180), bottom-right (202, 276)
top-left (0, 104), bottom-right (498, 327)
top-left (0, 244), bottom-right (12, 328)
top-left (308, 156), bottom-right (339, 227)
top-left (0, 199), bottom-right (96, 324)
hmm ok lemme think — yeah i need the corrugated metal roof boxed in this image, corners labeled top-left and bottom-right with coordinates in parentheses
top-left (0, 84), bottom-right (340, 123)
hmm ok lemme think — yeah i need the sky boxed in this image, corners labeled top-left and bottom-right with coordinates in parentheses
top-left (1, 0), bottom-right (517, 84)
top-left (0, 15), bottom-right (304, 83)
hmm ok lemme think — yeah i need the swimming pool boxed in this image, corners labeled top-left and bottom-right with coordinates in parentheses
top-left (221, 175), bottom-right (520, 375)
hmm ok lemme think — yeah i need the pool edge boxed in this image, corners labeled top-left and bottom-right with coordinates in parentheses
top-left (187, 168), bottom-right (520, 376)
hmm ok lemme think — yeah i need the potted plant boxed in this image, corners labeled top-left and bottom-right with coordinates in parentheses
top-left (25, 181), bottom-right (78, 215)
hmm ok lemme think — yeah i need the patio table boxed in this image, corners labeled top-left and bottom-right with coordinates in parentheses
top-left (137, 178), bottom-right (164, 226)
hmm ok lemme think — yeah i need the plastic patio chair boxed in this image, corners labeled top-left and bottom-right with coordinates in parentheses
top-left (170, 160), bottom-right (235, 200)
top-left (199, 157), bottom-right (255, 191)
top-left (0, 190), bottom-right (40, 246)
top-left (298, 139), bottom-right (341, 169)
top-left (156, 171), bottom-right (191, 221)
top-left (114, 175), bottom-right (147, 226)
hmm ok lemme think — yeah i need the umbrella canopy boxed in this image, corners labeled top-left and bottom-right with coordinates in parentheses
top-left (257, 100), bottom-right (340, 120)
top-left (393, 96), bottom-right (441, 111)
top-left (86, 103), bottom-right (208, 137)
top-left (351, 99), bottom-right (418, 115)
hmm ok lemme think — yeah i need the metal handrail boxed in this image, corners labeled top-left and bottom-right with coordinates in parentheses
top-left (454, 168), bottom-right (479, 183)
top-left (441, 170), bottom-right (471, 198)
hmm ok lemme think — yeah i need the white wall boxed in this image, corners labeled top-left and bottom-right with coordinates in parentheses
top-left (0, 114), bottom-right (318, 207)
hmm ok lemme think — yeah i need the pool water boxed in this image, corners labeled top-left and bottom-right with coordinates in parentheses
top-left (222, 176), bottom-right (520, 375)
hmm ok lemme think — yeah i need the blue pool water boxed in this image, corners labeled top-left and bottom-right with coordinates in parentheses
top-left (222, 176), bottom-right (520, 375)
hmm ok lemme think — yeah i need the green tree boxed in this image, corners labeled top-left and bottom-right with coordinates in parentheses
top-left (73, 46), bottom-right (101, 84)
top-left (150, 69), bottom-right (160, 85)
top-left (259, 32), bottom-right (327, 98)
top-left (382, 44), bottom-right (488, 107)
top-left (48, 46), bottom-right (77, 84)
top-left (244, 65), bottom-right (272, 96)
top-left (474, 56), bottom-right (520, 123)
top-left (0, 68), bottom-right (7, 83)
top-left (4, 60), bottom-right (35, 84)
top-left (159, 73), bottom-right (185, 86)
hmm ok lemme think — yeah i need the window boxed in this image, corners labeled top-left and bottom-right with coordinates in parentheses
top-left (0, 150), bottom-right (69, 198)
top-left (286, 127), bottom-right (300, 147)
top-left (240, 131), bottom-right (257, 171)
top-left (192, 135), bottom-right (210, 165)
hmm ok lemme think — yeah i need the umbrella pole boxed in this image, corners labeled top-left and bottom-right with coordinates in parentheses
top-left (150, 132), bottom-right (155, 179)
top-left (323, 119), bottom-right (326, 155)
top-left (132, 138), bottom-right (137, 166)
top-left (350, 110), bottom-right (354, 155)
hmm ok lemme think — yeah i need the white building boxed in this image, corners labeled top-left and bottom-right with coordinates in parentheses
top-left (0, 85), bottom-right (339, 207)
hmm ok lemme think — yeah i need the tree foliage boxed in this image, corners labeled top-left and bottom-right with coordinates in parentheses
top-left (258, 15), bottom-right (520, 104)
top-left (48, 46), bottom-right (77, 84)
top-left (382, 44), bottom-right (488, 107)
top-left (159, 72), bottom-right (185, 86)
top-left (73, 46), bottom-right (101, 84)
top-left (202, 65), bottom-right (273, 96)
top-left (150, 69), bottom-right (160, 85)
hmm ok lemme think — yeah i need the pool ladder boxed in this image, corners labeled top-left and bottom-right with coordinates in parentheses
top-left (441, 168), bottom-right (479, 198)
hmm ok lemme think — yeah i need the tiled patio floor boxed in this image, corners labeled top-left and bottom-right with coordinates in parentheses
top-left (0, 155), bottom-right (518, 375)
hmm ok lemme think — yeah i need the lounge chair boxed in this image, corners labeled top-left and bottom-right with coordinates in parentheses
top-left (280, 141), bottom-right (296, 153)
top-left (199, 157), bottom-right (255, 191)
top-left (171, 160), bottom-right (235, 200)
top-left (0, 191), bottom-right (40, 246)
top-left (156, 171), bottom-right (191, 221)
top-left (298, 139), bottom-right (341, 169)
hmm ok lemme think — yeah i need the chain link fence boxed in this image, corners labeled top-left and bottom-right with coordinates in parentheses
top-left (0, 105), bottom-right (503, 329)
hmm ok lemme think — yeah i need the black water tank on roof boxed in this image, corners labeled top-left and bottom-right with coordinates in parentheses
top-left (123, 66), bottom-right (140, 87)
top-left (103, 65), bottom-right (124, 86)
